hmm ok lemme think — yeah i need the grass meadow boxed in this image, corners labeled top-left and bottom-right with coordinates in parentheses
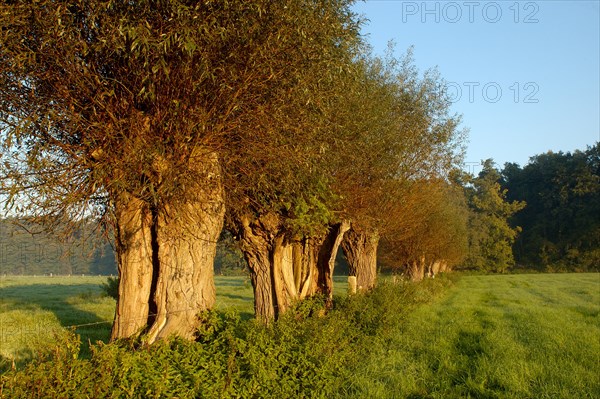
top-left (351, 273), bottom-right (600, 398)
top-left (0, 275), bottom-right (349, 363)
top-left (1, 273), bottom-right (599, 397)
top-left (0, 275), bottom-right (252, 363)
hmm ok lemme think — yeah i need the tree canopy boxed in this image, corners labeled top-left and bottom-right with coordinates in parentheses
top-left (1, 0), bottom-right (474, 337)
top-left (459, 160), bottom-right (526, 273)
top-left (501, 144), bottom-right (600, 271)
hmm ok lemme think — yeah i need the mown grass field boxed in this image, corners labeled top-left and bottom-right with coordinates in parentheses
top-left (1, 273), bottom-right (599, 398)
top-left (0, 275), bottom-right (253, 363)
top-left (352, 273), bottom-right (600, 398)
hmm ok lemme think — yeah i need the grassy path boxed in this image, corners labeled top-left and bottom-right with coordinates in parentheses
top-left (354, 273), bottom-right (600, 398)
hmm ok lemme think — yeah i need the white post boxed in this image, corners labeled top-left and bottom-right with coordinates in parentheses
top-left (348, 276), bottom-right (357, 295)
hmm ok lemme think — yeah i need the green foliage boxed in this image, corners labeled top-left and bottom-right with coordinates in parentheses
top-left (0, 277), bottom-right (455, 398)
top-left (100, 276), bottom-right (119, 300)
top-left (0, 276), bottom-right (257, 366)
top-left (462, 160), bottom-right (526, 272)
top-left (501, 144), bottom-right (600, 271)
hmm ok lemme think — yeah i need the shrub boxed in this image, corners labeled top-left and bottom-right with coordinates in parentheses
top-left (100, 276), bottom-right (119, 300)
top-left (0, 276), bottom-right (455, 398)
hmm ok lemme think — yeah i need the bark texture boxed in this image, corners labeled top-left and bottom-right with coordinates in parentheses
top-left (341, 225), bottom-right (379, 291)
top-left (316, 221), bottom-right (350, 302)
top-left (407, 255), bottom-right (426, 281)
top-left (111, 151), bottom-right (224, 343)
top-left (273, 236), bottom-right (320, 314)
top-left (238, 214), bottom-right (327, 322)
top-left (111, 192), bottom-right (154, 340)
top-left (238, 213), bottom-right (280, 323)
top-left (146, 152), bottom-right (224, 344)
top-left (428, 259), bottom-right (450, 277)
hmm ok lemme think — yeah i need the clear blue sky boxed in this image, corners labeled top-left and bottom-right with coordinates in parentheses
top-left (352, 0), bottom-right (600, 171)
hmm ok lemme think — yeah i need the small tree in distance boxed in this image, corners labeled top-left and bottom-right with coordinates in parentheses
top-left (462, 160), bottom-right (526, 273)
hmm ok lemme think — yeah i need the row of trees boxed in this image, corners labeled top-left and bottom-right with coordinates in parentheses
top-left (1, 1), bottom-right (469, 343)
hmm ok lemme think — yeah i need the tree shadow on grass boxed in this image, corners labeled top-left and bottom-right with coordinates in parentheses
top-left (219, 293), bottom-right (252, 302)
top-left (0, 283), bottom-right (113, 362)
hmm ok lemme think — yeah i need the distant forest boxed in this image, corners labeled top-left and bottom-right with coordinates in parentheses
top-left (0, 220), bottom-right (116, 275)
top-left (501, 144), bottom-right (599, 272)
top-left (0, 220), bottom-right (349, 277)
top-left (0, 221), bottom-right (252, 276)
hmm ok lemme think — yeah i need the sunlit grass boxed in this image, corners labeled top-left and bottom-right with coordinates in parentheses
top-left (351, 273), bottom-right (600, 398)
top-left (0, 274), bottom-right (352, 367)
top-left (0, 276), bottom-right (114, 365)
top-left (2, 273), bottom-right (598, 397)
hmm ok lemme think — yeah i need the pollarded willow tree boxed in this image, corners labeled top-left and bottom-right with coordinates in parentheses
top-left (328, 47), bottom-right (466, 291)
top-left (224, 14), bottom-right (361, 321)
top-left (0, 0), bottom-right (362, 341)
top-left (379, 178), bottom-right (469, 281)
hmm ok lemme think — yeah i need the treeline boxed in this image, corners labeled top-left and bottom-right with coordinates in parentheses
top-left (0, 220), bottom-right (251, 277)
top-left (0, 219), bottom-right (115, 275)
top-left (3, 142), bottom-right (596, 278)
top-left (501, 144), bottom-right (600, 272)
top-left (446, 144), bottom-right (600, 274)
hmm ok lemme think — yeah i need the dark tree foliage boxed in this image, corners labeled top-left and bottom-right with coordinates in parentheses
top-left (501, 144), bottom-right (600, 271)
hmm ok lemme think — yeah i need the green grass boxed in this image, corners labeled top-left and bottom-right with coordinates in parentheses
top-left (1, 273), bottom-right (599, 398)
top-left (351, 273), bottom-right (600, 398)
top-left (0, 274), bottom-right (350, 366)
top-left (0, 276), bottom-right (115, 364)
top-left (0, 275), bottom-right (256, 364)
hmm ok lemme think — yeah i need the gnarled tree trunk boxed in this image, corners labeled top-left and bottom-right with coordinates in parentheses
top-left (237, 214), bottom-right (326, 322)
top-left (406, 255), bottom-right (426, 281)
top-left (237, 213), bottom-right (280, 323)
top-left (429, 259), bottom-right (446, 277)
top-left (111, 192), bottom-right (154, 340)
top-left (145, 152), bottom-right (224, 344)
top-left (439, 260), bottom-right (450, 273)
top-left (316, 221), bottom-right (350, 303)
top-left (341, 225), bottom-right (379, 291)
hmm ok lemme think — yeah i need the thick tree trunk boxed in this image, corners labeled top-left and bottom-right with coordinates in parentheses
top-left (407, 255), bottom-right (426, 281)
top-left (238, 214), bottom-right (326, 322)
top-left (430, 260), bottom-right (444, 277)
top-left (316, 221), bottom-right (350, 302)
top-left (341, 226), bottom-right (379, 291)
top-left (111, 192), bottom-right (154, 340)
top-left (292, 237), bottom-right (321, 299)
top-left (145, 152), bottom-right (224, 344)
top-left (238, 213), bottom-right (280, 323)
